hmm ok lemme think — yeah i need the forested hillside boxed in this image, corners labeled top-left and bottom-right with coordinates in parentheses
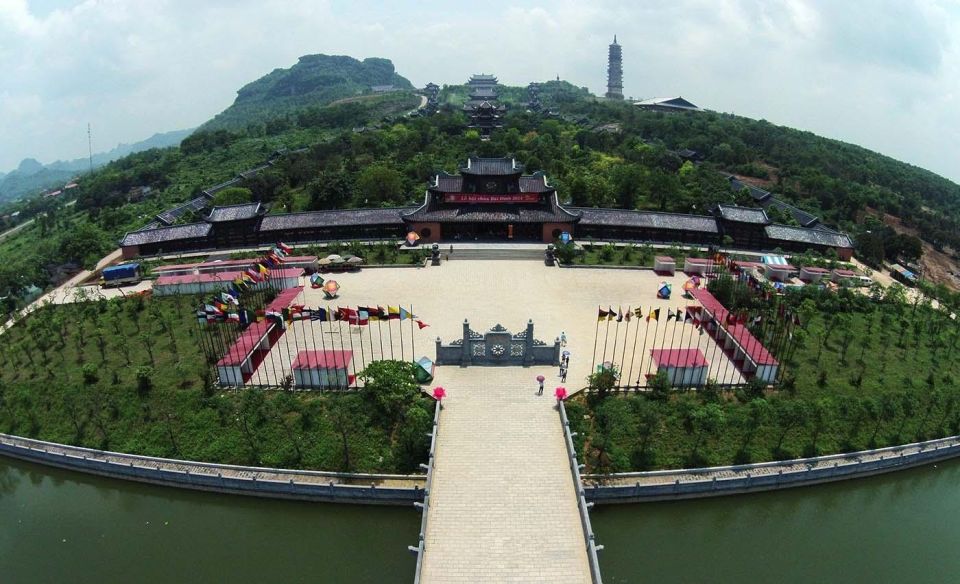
top-left (201, 55), bottom-right (414, 132)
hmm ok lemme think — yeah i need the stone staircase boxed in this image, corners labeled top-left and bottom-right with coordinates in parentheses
top-left (443, 245), bottom-right (545, 261)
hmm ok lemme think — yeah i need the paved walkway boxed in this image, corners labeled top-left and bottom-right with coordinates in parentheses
top-left (420, 367), bottom-right (591, 584)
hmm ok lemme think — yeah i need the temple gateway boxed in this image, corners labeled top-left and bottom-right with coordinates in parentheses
top-left (403, 157), bottom-right (577, 242)
top-left (119, 156), bottom-right (853, 259)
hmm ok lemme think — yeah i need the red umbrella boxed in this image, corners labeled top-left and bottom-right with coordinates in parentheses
top-left (432, 386), bottom-right (446, 401)
top-left (555, 386), bottom-right (568, 401)
top-left (536, 375), bottom-right (545, 382)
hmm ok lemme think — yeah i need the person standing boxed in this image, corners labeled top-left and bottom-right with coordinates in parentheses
top-left (561, 367), bottom-right (568, 383)
top-left (560, 331), bottom-right (567, 347)
top-left (538, 378), bottom-right (544, 395)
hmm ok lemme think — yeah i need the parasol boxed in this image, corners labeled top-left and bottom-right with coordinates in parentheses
top-left (326, 254), bottom-right (344, 264)
top-left (310, 273), bottom-right (324, 288)
top-left (432, 386), bottom-right (446, 402)
top-left (322, 279), bottom-right (340, 299)
top-left (555, 386), bottom-right (568, 401)
top-left (346, 256), bottom-right (364, 265)
top-left (536, 375), bottom-right (545, 382)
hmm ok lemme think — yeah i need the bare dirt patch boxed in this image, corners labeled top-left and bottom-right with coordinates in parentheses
top-left (869, 209), bottom-right (960, 291)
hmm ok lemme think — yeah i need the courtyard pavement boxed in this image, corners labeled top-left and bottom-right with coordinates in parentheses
top-left (261, 260), bottom-right (744, 391)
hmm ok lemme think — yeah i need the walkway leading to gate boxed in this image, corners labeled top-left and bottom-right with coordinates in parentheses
top-left (420, 367), bottom-right (593, 584)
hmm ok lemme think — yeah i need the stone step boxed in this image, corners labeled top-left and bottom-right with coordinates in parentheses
top-left (445, 248), bottom-right (545, 261)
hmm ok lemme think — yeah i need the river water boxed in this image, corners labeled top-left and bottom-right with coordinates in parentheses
top-left (3, 456), bottom-right (959, 584)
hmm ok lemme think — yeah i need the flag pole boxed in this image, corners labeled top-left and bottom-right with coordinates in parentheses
top-left (619, 307), bottom-right (631, 389)
top-left (591, 306), bottom-right (601, 376)
top-left (410, 304), bottom-right (416, 362)
top-left (626, 307), bottom-right (642, 391)
top-left (610, 307), bottom-right (621, 384)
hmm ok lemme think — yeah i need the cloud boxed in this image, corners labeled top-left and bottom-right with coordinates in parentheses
top-left (0, 0), bottom-right (958, 185)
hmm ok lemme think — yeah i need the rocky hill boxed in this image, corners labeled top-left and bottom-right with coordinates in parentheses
top-left (200, 54), bottom-right (414, 131)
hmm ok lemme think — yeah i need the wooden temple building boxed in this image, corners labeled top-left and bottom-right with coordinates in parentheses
top-left (120, 156), bottom-right (853, 259)
top-left (463, 74), bottom-right (505, 137)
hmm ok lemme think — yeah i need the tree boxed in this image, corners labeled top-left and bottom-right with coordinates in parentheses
top-left (588, 365), bottom-right (619, 402)
top-left (685, 403), bottom-right (725, 464)
top-left (355, 164), bottom-right (404, 206)
top-left (735, 398), bottom-right (770, 464)
top-left (308, 169), bottom-right (353, 210)
top-left (771, 399), bottom-right (808, 457)
top-left (212, 187), bottom-right (253, 207)
top-left (806, 398), bottom-right (834, 456)
top-left (359, 360), bottom-right (420, 427)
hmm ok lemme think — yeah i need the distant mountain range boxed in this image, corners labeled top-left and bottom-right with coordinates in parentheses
top-left (0, 128), bottom-right (193, 203)
top-left (200, 54), bottom-right (414, 131)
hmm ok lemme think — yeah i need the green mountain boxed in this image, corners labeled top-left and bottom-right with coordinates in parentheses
top-left (0, 129), bottom-right (192, 203)
top-left (200, 54), bottom-right (414, 131)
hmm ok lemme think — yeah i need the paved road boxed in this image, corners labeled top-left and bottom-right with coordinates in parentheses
top-left (0, 217), bottom-right (34, 242)
top-left (420, 367), bottom-right (592, 584)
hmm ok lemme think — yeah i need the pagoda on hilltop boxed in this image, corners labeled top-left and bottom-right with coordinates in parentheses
top-left (463, 74), bottom-right (507, 137)
top-left (606, 35), bottom-right (624, 100)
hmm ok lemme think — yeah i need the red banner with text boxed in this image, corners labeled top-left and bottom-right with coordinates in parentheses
top-left (443, 193), bottom-right (539, 204)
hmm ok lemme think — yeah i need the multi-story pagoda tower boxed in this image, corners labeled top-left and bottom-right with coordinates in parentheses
top-left (605, 35), bottom-right (624, 100)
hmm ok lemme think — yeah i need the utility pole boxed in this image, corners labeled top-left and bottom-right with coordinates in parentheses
top-left (87, 123), bottom-right (93, 174)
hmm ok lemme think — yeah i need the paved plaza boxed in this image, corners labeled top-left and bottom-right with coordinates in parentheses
top-left (259, 260), bottom-right (743, 391)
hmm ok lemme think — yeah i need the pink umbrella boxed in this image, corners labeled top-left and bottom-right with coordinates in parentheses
top-left (555, 386), bottom-right (568, 401)
top-left (432, 386), bottom-right (446, 401)
top-left (536, 375), bottom-right (545, 382)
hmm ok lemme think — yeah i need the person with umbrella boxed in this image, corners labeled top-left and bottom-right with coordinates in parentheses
top-left (536, 375), bottom-right (545, 395)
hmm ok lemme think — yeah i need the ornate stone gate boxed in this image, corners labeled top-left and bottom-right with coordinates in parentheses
top-left (435, 320), bottom-right (560, 367)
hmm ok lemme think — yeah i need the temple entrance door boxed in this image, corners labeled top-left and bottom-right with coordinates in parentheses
top-left (444, 223), bottom-right (540, 242)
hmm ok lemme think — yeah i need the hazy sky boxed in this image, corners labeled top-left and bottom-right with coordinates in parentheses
top-left (2, 0), bottom-right (958, 182)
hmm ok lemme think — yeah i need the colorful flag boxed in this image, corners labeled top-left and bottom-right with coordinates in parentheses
top-left (667, 309), bottom-right (675, 322)
top-left (277, 242), bottom-right (293, 254)
top-left (607, 306), bottom-right (615, 321)
top-left (598, 307), bottom-right (609, 321)
top-left (227, 312), bottom-right (240, 323)
top-left (616, 307), bottom-right (623, 322)
top-left (416, 320), bottom-right (430, 330)
top-left (633, 307), bottom-right (644, 318)
top-left (647, 308), bottom-right (660, 322)
top-left (399, 307), bottom-right (415, 320)
top-left (625, 307), bottom-right (632, 322)
top-left (388, 306), bottom-right (401, 320)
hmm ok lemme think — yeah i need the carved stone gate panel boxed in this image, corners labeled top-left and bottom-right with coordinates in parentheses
top-left (435, 320), bottom-right (560, 367)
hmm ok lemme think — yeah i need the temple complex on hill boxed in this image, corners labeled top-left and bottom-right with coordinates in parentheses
top-left (119, 156), bottom-right (853, 259)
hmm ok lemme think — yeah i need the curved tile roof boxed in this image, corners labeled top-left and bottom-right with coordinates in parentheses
top-left (575, 208), bottom-right (720, 233)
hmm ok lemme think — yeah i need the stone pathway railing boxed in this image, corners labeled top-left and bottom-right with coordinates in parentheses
top-left (559, 401), bottom-right (604, 584)
top-left (0, 432), bottom-right (425, 504)
top-left (583, 435), bottom-right (960, 503)
top-left (409, 399), bottom-right (442, 584)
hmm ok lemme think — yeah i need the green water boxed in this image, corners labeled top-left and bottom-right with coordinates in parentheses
top-left (592, 458), bottom-right (960, 584)
top-left (0, 458), bottom-right (419, 584)
top-left (4, 456), bottom-right (960, 584)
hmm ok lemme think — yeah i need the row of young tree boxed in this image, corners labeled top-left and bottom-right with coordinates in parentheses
top-left (575, 279), bottom-right (960, 471)
top-left (0, 294), bottom-right (433, 473)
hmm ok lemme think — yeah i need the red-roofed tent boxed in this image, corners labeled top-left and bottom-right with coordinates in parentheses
top-left (292, 350), bottom-right (354, 388)
top-left (650, 348), bottom-right (709, 386)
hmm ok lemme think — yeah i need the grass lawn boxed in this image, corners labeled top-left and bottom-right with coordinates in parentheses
top-left (0, 294), bottom-right (432, 473)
